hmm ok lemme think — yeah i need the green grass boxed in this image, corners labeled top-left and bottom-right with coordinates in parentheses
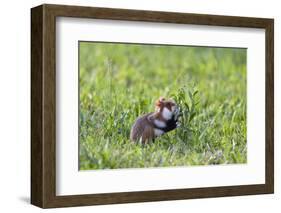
top-left (79, 42), bottom-right (247, 170)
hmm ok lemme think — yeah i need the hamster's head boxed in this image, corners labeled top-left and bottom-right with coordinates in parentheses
top-left (155, 97), bottom-right (179, 120)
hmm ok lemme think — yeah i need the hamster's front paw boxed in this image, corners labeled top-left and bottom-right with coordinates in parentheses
top-left (174, 108), bottom-right (180, 120)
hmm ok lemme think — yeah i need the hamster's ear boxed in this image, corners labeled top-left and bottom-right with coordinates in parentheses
top-left (155, 97), bottom-right (165, 108)
top-left (159, 97), bottom-right (165, 102)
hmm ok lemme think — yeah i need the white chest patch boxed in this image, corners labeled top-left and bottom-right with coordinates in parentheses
top-left (154, 128), bottom-right (165, 137)
top-left (154, 119), bottom-right (166, 128)
top-left (162, 107), bottom-right (173, 120)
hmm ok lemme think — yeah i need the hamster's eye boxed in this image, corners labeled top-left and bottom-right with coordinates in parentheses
top-left (167, 103), bottom-right (173, 110)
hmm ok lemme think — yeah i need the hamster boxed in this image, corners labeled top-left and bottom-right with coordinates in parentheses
top-left (130, 97), bottom-right (180, 144)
